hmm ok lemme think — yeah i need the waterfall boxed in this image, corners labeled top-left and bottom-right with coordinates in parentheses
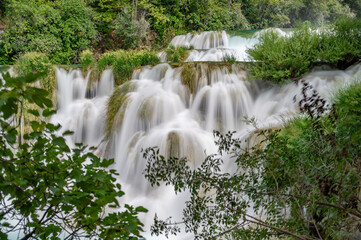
top-left (51, 32), bottom-right (361, 239)
top-left (51, 68), bottom-right (114, 147)
top-left (162, 29), bottom-right (291, 62)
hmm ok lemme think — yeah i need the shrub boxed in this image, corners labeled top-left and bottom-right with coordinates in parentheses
top-left (318, 17), bottom-right (361, 69)
top-left (97, 50), bottom-right (159, 84)
top-left (15, 52), bottom-right (55, 95)
top-left (0, 72), bottom-right (146, 239)
top-left (80, 50), bottom-right (95, 71)
top-left (2, 0), bottom-right (97, 64)
top-left (97, 51), bottom-right (122, 74)
top-left (222, 53), bottom-right (237, 64)
top-left (247, 27), bottom-right (319, 83)
top-left (14, 52), bottom-right (56, 134)
top-left (113, 9), bottom-right (150, 49)
top-left (0, 41), bottom-right (14, 65)
top-left (166, 45), bottom-right (189, 63)
top-left (248, 18), bottom-right (361, 83)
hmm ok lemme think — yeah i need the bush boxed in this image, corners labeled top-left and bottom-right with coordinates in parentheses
top-left (166, 45), bottom-right (189, 63)
top-left (80, 50), bottom-right (95, 71)
top-left (113, 9), bottom-right (150, 49)
top-left (15, 52), bottom-right (51, 76)
top-left (97, 49), bottom-right (159, 84)
top-left (14, 52), bottom-right (56, 134)
top-left (248, 18), bottom-right (361, 83)
top-left (15, 52), bottom-right (55, 95)
top-left (248, 27), bottom-right (319, 83)
top-left (2, 0), bottom-right (97, 64)
top-left (318, 17), bottom-right (361, 68)
top-left (0, 41), bottom-right (14, 65)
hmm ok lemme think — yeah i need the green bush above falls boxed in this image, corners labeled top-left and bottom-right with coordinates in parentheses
top-left (248, 18), bottom-right (361, 83)
top-left (97, 49), bottom-right (159, 84)
top-left (166, 45), bottom-right (189, 63)
top-left (15, 52), bottom-right (55, 96)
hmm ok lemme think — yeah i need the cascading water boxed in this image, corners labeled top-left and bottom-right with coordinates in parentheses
top-left (51, 31), bottom-right (361, 239)
top-left (161, 29), bottom-right (291, 62)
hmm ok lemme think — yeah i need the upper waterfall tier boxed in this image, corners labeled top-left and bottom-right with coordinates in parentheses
top-left (161, 29), bottom-right (290, 62)
top-left (170, 31), bottom-right (229, 49)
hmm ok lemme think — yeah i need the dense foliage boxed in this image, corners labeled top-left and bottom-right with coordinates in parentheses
top-left (1, 0), bottom-right (97, 64)
top-left (143, 80), bottom-right (361, 239)
top-left (0, 0), bottom-right (359, 64)
top-left (0, 72), bottom-right (147, 239)
top-left (248, 18), bottom-right (361, 83)
top-left (14, 53), bottom-right (55, 96)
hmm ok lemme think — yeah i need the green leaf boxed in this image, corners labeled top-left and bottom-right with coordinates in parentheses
top-left (28, 109), bottom-right (40, 117)
top-left (62, 130), bottom-right (74, 136)
top-left (135, 206), bottom-right (148, 213)
top-left (42, 109), bottom-right (56, 117)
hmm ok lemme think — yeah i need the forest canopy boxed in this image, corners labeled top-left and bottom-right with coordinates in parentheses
top-left (0, 0), bottom-right (360, 64)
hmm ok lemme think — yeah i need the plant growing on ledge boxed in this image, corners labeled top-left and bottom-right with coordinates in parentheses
top-left (166, 45), bottom-right (189, 63)
top-left (248, 18), bottom-right (361, 83)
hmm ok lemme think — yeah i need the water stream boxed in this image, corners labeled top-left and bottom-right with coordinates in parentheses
top-left (50, 31), bottom-right (361, 239)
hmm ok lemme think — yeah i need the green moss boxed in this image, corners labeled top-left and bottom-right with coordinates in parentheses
top-left (181, 63), bottom-right (197, 94)
top-left (106, 82), bottom-right (137, 137)
top-left (137, 97), bottom-right (155, 121)
top-left (166, 131), bottom-right (181, 158)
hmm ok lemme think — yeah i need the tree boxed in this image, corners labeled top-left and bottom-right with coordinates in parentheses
top-left (113, 8), bottom-right (150, 49)
top-left (143, 80), bottom-right (361, 239)
top-left (2, 0), bottom-right (97, 64)
top-left (0, 72), bottom-right (147, 239)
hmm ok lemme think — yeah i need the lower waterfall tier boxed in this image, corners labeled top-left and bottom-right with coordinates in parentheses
top-left (51, 62), bottom-right (361, 239)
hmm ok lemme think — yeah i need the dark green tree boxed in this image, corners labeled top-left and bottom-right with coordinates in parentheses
top-left (2, 0), bottom-right (97, 64)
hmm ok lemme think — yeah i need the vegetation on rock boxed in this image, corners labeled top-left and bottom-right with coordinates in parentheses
top-left (248, 18), bottom-right (361, 83)
top-left (166, 45), bottom-right (189, 63)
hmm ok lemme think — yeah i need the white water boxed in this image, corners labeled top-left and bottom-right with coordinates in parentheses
top-left (161, 29), bottom-right (291, 62)
top-left (51, 32), bottom-right (361, 239)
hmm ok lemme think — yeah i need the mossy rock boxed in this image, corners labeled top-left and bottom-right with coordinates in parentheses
top-left (106, 82), bottom-right (137, 136)
top-left (181, 63), bottom-right (197, 94)
top-left (166, 131), bottom-right (181, 158)
top-left (137, 97), bottom-right (155, 121)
